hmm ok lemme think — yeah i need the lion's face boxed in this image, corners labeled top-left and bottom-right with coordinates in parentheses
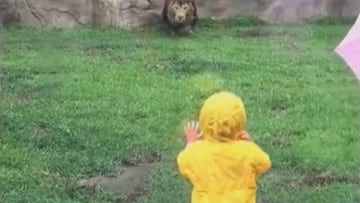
top-left (168, 0), bottom-right (194, 23)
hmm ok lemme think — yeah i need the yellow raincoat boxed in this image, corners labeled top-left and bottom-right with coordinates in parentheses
top-left (177, 91), bottom-right (271, 203)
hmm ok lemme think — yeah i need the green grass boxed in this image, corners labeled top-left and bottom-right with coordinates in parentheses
top-left (1, 17), bottom-right (360, 203)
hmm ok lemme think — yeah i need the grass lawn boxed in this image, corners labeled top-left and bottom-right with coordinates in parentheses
top-left (1, 17), bottom-right (359, 203)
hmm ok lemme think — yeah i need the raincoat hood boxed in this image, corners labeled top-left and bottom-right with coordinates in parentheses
top-left (199, 91), bottom-right (246, 142)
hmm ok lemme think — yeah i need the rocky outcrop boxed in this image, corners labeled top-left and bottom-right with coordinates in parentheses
top-left (0, 0), bottom-right (359, 29)
top-left (260, 0), bottom-right (360, 23)
top-left (1, 0), bottom-right (161, 28)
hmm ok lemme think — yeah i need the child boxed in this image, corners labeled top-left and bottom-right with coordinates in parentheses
top-left (177, 91), bottom-right (271, 203)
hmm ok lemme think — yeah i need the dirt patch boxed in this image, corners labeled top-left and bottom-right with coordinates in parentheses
top-left (120, 151), bottom-right (161, 166)
top-left (82, 47), bottom-right (99, 57)
top-left (285, 170), bottom-right (357, 190)
top-left (303, 170), bottom-right (355, 186)
top-left (258, 129), bottom-right (302, 148)
top-left (33, 122), bottom-right (49, 139)
top-left (121, 110), bottom-right (150, 123)
top-left (268, 136), bottom-right (292, 148)
top-left (16, 92), bottom-right (32, 105)
top-left (269, 101), bottom-right (289, 113)
top-left (287, 41), bottom-right (300, 53)
top-left (257, 195), bottom-right (273, 203)
top-left (76, 152), bottom-right (161, 202)
top-left (270, 105), bottom-right (287, 113)
top-left (237, 27), bottom-right (287, 38)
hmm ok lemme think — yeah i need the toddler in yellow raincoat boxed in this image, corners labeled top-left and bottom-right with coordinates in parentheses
top-left (177, 91), bottom-right (271, 203)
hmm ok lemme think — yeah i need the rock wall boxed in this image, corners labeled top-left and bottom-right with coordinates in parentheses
top-left (0, 0), bottom-right (359, 29)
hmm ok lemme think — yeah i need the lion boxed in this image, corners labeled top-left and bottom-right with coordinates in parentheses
top-left (161, 0), bottom-right (198, 36)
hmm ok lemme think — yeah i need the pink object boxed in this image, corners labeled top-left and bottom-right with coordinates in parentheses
top-left (335, 13), bottom-right (360, 81)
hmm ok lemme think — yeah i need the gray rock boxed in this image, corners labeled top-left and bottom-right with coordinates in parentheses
top-left (1, 0), bottom-right (359, 29)
top-left (259, 0), bottom-right (359, 23)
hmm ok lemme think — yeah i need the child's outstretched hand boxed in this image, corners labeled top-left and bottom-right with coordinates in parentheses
top-left (240, 131), bottom-right (252, 141)
top-left (184, 121), bottom-right (201, 145)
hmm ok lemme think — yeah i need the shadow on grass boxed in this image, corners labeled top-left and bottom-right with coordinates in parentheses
top-left (147, 55), bottom-right (234, 78)
top-left (199, 16), bottom-right (268, 29)
top-left (307, 16), bottom-right (357, 25)
top-left (137, 15), bottom-right (269, 39)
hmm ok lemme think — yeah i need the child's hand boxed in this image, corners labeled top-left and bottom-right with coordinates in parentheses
top-left (184, 121), bottom-right (201, 145)
top-left (239, 131), bottom-right (252, 141)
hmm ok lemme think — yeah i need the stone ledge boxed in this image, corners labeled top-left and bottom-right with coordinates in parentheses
top-left (0, 0), bottom-right (359, 29)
